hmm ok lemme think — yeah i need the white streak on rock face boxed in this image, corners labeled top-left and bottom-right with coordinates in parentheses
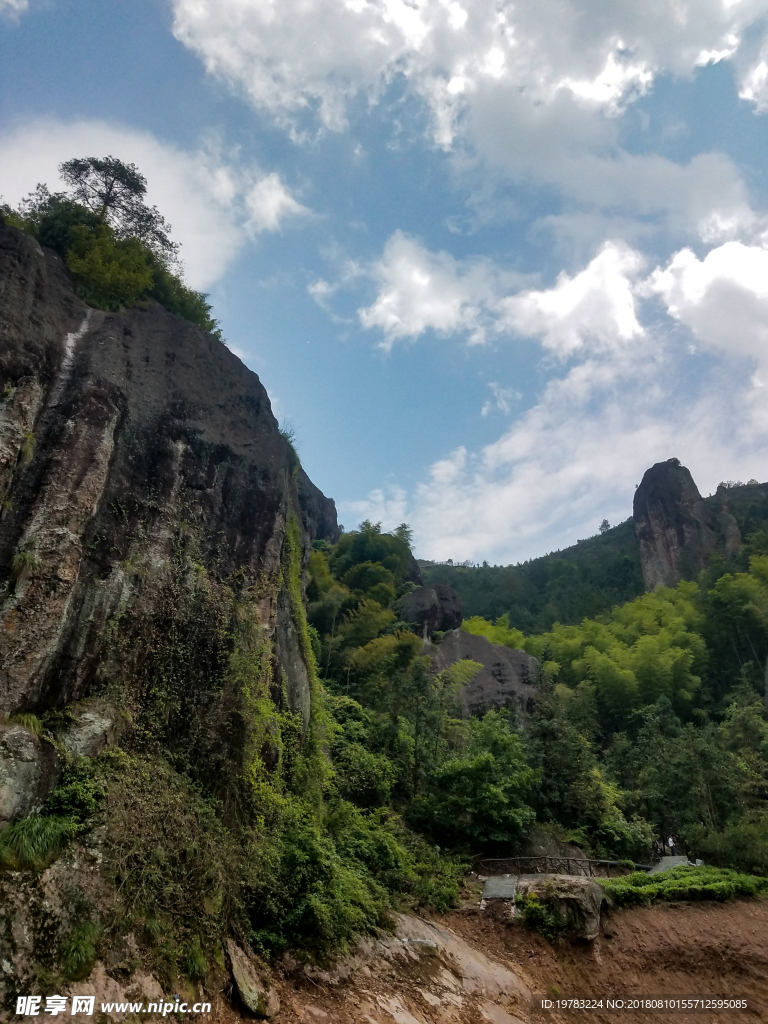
top-left (49, 310), bottom-right (91, 409)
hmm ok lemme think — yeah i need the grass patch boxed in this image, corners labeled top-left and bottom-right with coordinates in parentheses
top-left (597, 865), bottom-right (768, 906)
top-left (0, 816), bottom-right (77, 871)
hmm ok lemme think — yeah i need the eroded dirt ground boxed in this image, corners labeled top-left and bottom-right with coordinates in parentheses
top-left (220, 899), bottom-right (768, 1024)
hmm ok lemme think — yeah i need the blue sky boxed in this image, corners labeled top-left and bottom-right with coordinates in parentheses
top-left (3, 0), bottom-right (768, 563)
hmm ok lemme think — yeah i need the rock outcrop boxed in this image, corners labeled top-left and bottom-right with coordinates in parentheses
top-left (227, 940), bottom-right (280, 1018)
top-left (515, 874), bottom-right (605, 941)
top-left (399, 584), bottom-right (463, 637)
top-left (431, 629), bottom-right (539, 717)
top-left (0, 220), bottom-right (337, 727)
top-left (633, 458), bottom-right (741, 590)
top-left (0, 723), bottom-right (59, 825)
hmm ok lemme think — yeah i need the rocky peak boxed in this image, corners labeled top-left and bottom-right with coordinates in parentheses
top-left (633, 457), bottom-right (741, 590)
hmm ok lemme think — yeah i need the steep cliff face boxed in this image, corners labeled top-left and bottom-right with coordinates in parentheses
top-left (0, 221), bottom-right (337, 727)
top-left (633, 458), bottom-right (740, 590)
top-left (430, 629), bottom-right (539, 718)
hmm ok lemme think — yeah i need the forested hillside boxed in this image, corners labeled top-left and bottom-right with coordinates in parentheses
top-left (422, 480), bottom-right (768, 632)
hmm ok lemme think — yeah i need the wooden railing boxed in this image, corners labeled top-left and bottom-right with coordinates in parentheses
top-left (472, 856), bottom-right (651, 877)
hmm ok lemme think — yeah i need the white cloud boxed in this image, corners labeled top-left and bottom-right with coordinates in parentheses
top-left (172, 0), bottom-right (768, 136)
top-left (481, 382), bottom-right (520, 416)
top-left (357, 230), bottom-right (522, 348)
top-left (647, 241), bottom-right (768, 369)
top-left (245, 173), bottom-right (310, 234)
top-left (499, 242), bottom-right (644, 358)
top-left (343, 235), bottom-right (768, 562)
top-left (406, 356), bottom-right (768, 562)
top-left (351, 234), bottom-right (644, 358)
top-left (0, 0), bottom-right (28, 14)
top-left (0, 120), bottom-right (309, 289)
top-left (338, 485), bottom-right (409, 532)
top-left (170, 0), bottom-right (768, 244)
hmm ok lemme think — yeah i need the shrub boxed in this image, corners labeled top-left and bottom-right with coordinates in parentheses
top-left (66, 224), bottom-right (153, 310)
top-left (597, 865), bottom-right (768, 906)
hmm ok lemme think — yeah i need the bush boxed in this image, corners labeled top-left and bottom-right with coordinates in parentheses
top-left (66, 224), bottom-right (153, 310)
top-left (597, 865), bottom-right (768, 906)
top-left (688, 815), bottom-right (768, 876)
top-left (146, 253), bottom-right (221, 337)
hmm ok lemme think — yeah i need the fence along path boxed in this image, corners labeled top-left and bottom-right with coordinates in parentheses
top-left (473, 855), bottom-right (651, 878)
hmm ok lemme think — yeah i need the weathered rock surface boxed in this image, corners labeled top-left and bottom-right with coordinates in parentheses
top-left (0, 220), bottom-right (337, 722)
top-left (431, 629), bottom-right (539, 717)
top-left (227, 940), bottom-right (280, 1018)
top-left (515, 874), bottom-right (605, 941)
top-left (0, 723), bottom-right (59, 825)
top-left (60, 701), bottom-right (122, 757)
top-left (399, 584), bottom-right (463, 636)
top-left (634, 458), bottom-right (741, 590)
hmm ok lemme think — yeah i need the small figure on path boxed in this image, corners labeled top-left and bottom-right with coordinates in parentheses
top-left (668, 835), bottom-right (676, 856)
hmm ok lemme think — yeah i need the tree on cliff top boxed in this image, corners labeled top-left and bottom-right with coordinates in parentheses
top-left (7, 158), bottom-right (219, 335)
top-left (59, 156), bottom-right (177, 264)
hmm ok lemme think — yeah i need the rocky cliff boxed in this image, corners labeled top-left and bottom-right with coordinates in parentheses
top-left (431, 629), bottom-right (539, 718)
top-left (633, 458), bottom-right (741, 590)
top-left (0, 217), bottom-right (336, 759)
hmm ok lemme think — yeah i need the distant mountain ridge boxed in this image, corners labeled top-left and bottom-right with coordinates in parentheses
top-left (421, 467), bottom-right (768, 632)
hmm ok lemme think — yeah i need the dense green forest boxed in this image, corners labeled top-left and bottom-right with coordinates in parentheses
top-left (423, 481), bottom-right (768, 632)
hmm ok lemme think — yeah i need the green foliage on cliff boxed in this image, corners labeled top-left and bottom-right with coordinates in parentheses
top-left (2, 162), bottom-right (221, 336)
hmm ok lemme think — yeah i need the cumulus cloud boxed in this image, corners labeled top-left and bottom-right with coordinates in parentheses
top-left (647, 241), bottom-right (768, 369)
top-left (244, 173), bottom-right (310, 235)
top-left (0, 120), bottom-right (309, 289)
top-left (348, 233), bottom-right (645, 358)
top-left (499, 243), bottom-right (644, 358)
top-left (340, 233), bottom-right (768, 562)
top-left (170, 1), bottom-right (768, 243)
top-left (171, 0), bottom-right (768, 134)
top-left (356, 230), bottom-right (524, 348)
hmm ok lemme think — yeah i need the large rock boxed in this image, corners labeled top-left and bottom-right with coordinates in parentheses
top-left (0, 220), bottom-right (336, 724)
top-left (431, 629), bottom-right (539, 717)
top-left (226, 940), bottom-right (279, 1018)
top-left (0, 723), bottom-right (59, 825)
top-left (634, 458), bottom-right (741, 590)
top-left (515, 874), bottom-right (605, 941)
top-left (60, 702), bottom-right (122, 757)
top-left (399, 584), bottom-right (463, 636)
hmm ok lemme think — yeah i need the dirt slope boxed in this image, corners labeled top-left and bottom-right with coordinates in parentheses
top-left (233, 900), bottom-right (767, 1024)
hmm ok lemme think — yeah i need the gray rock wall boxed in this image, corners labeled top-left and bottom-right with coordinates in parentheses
top-left (431, 629), bottom-right (539, 718)
top-left (633, 458), bottom-right (741, 590)
top-left (0, 221), bottom-right (336, 723)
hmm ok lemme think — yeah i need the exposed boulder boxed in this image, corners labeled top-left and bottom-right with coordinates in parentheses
top-left (430, 629), bottom-right (539, 718)
top-left (399, 584), bottom-right (463, 636)
top-left (515, 874), bottom-right (605, 941)
top-left (227, 940), bottom-right (280, 1018)
top-left (633, 458), bottom-right (741, 590)
top-left (0, 723), bottom-right (59, 825)
top-left (60, 702), bottom-right (122, 758)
